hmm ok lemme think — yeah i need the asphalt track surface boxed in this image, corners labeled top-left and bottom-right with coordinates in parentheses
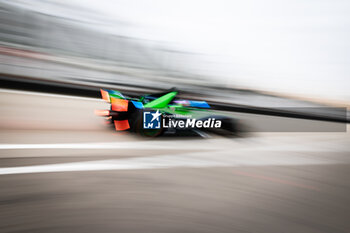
top-left (1, 89), bottom-right (350, 233)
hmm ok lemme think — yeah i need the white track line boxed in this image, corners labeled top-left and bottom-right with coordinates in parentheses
top-left (0, 139), bottom-right (226, 150)
top-left (1, 139), bottom-right (349, 153)
top-left (1, 149), bottom-right (350, 176)
top-left (0, 88), bottom-right (101, 101)
top-left (0, 142), bottom-right (159, 150)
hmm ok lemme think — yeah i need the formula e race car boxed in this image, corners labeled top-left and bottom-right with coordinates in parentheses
top-left (95, 88), bottom-right (238, 137)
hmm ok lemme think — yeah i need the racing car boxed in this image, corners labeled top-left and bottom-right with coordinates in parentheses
top-left (95, 88), bottom-right (238, 137)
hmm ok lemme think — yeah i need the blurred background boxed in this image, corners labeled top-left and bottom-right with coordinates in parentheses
top-left (1, 0), bottom-right (350, 103)
top-left (0, 1), bottom-right (350, 233)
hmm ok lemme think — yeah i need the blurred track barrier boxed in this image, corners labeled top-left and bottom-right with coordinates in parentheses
top-left (1, 74), bottom-right (348, 127)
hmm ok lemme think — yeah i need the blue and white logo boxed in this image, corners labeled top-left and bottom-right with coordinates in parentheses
top-left (143, 110), bottom-right (162, 129)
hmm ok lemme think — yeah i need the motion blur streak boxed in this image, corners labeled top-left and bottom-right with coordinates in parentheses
top-left (1, 0), bottom-right (350, 232)
top-left (94, 109), bottom-right (110, 117)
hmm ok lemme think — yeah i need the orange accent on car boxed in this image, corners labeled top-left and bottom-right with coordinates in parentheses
top-left (100, 89), bottom-right (110, 102)
top-left (114, 120), bottom-right (130, 131)
top-left (111, 98), bottom-right (128, 112)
